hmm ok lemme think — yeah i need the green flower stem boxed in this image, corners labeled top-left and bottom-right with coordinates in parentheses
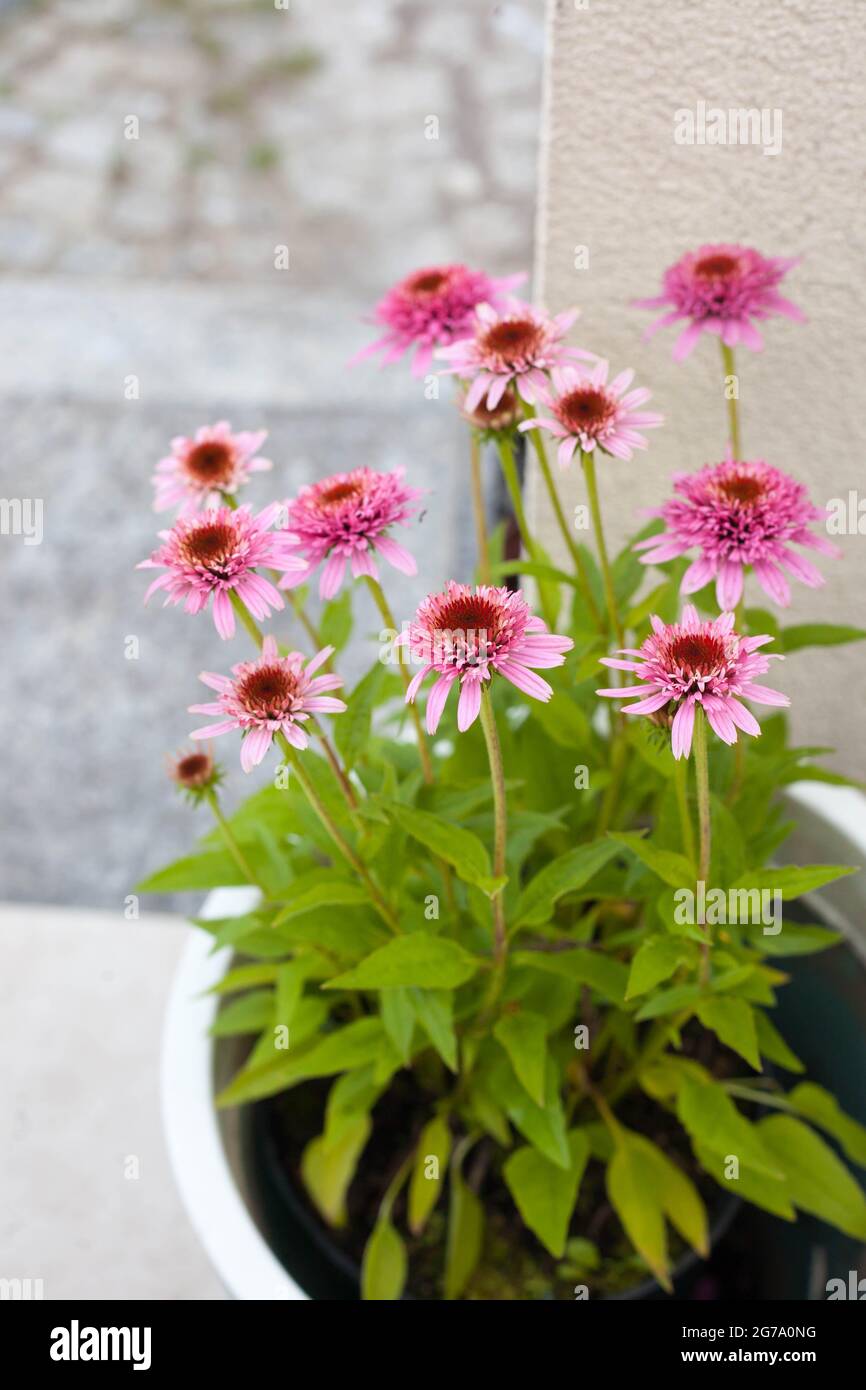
top-left (693, 705), bottom-right (713, 985)
top-left (363, 575), bottom-right (434, 785)
top-left (204, 786), bottom-right (269, 896)
top-left (276, 730), bottom-right (400, 935)
top-left (673, 753), bottom-right (697, 870)
top-left (478, 688), bottom-right (507, 973)
top-left (227, 592), bottom-right (358, 811)
top-left (580, 449), bottom-right (623, 648)
top-left (469, 430), bottom-right (491, 585)
top-left (523, 418), bottom-right (602, 629)
top-left (720, 342), bottom-right (742, 458)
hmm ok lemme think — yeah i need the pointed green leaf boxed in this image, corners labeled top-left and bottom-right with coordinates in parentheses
top-left (757, 1115), bottom-right (866, 1239)
top-left (677, 1078), bottom-right (784, 1180)
top-left (503, 1130), bottom-right (589, 1258)
top-left (361, 1217), bottom-right (407, 1301)
top-left (695, 996), bottom-right (761, 1071)
top-left (493, 1010), bottom-right (548, 1106)
top-left (787, 1084), bottom-right (866, 1166)
top-left (514, 949), bottom-right (628, 1005)
top-left (444, 1171), bottom-right (484, 1300)
top-left (515, 839), bottom-right (621, 927)
top-left (606, 1140), bottom-right (670, 1292)
top-left (409, 988), bottom-right (458, 1072)
top-left (626, 936), bottom-right (688, 999)
top-left (325, 934), bottom-right (480, 991)
top-left (301, 1113), bottom-right (371, 1228)
top-left (609, 831), bottom-right (692, 889)
top-left (408, 1115), bottom-right (452, 1235)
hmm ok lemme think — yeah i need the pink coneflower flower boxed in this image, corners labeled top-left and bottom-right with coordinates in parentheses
top-left (633, 245), bottom-right (804, 361)
top-left (152, 422), bottom-right (272, 516)
top-left (279, 467), bottom-right (421, 600)
top-left (351, 264), bottom-right (525, 377)
top-left (519, 360), bottom-right (663, 467)
top-left (597, 605), bottom-right (789, 759)
top-left (437, 301), bottom-right (594, 410)
top-left (399, 582), bottom-right (573, 734)
top-left (189, 637), bottom-right (346, 772)
top-left (635, 453), bottom-right (839, 609)
top-left (139, 503), bottom-right (305, 639)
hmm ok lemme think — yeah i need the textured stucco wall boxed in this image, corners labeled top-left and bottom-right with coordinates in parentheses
top-left (533, 0), bottom-right (866, 772)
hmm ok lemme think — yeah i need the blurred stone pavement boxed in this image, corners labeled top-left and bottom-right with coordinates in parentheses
top-left (0, 0), bottom-right (545, 911)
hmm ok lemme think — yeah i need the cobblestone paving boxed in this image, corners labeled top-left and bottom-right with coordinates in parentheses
top-left (0, 0), bottom-right (545, 908)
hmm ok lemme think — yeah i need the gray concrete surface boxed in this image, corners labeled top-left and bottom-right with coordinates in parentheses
top-left (0, 0), bottom-right (545, 911)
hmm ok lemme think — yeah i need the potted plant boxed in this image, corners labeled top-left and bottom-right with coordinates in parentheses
top-left (142, 254), bottom-right (866, 1300)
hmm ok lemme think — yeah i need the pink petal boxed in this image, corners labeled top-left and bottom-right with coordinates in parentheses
top-left (457, 679), bottom-right (482, 731)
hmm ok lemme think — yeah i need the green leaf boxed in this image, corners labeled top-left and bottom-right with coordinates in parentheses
top-left (634, 983), bottom-right (701, 1021)
top-left (503, 1130), bottom-right (589, 1258)
top-left (515, 950), bottom-right (628, 1005)
top-left (209, 963), bottom-right (280, 995)
top-left (634, 1134), bottom-right (709, 1257)
top-left (491, 1055), bottom-right (570, 1169)
top-left (694, 1142), bottom-right (795, 1221)
top-left (695, 996), bottom-right (761, 1071)
top-left (210, 990), bottom-right (273, 1038)
top-left (335, 660), bottom-right (385, 769)
top-left (216, 1017), bottom-right (384, 1107)
top-left (408, 1115), bottom-right (452, 1235)
top-left (409, 988), bottom-right (458, 1072)
top-left (757, 1115), bottom-right (866, 1239)
top-left (514, 839), bottom-right (620, 927)
top-left (383, 801), bottom-right (504, 897)
top-left (759, 922), bottom-right (843, 957)
top-left (325, 934), bottom-right (480, 991)
top-left (626, 936), bottom-right (688, 999)
top-left (787, 1084), bottom-right (866, 1166)
top-left (493, 1010), bottom-right (548, 1106)
top-left (676, 1078), bottom-right (784, 1180)
top-left (319, 588), bottom-right (353, 652)
top-left (754, 1011), bottom-right (804, 1073)
top-left (444, 1170), bottom-right (484, 1300)
top-left (606, 1139), bottom-right (670, 1291)
top-left (361, 1218), bottom-right (407, 1301)
top-left (136, 848), bottom-right (251, 892)
top-left (300, 1113), bottom-right (371, 1228)
top-left (272, 879), bottom-right (369, 925)
top-left (380, 987), bottom-right (415, 1064)
top-left (727, 864), bottom-right (857, 902)
top-left (778, 623), bottom-right (866, 653)
top-left (609, 831), bottom-right (692, 889)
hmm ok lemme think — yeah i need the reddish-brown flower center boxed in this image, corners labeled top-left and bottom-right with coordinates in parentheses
top-left (319, 480), bottom-right (364, 508)
top-left (467, 386), bottom-right (519, 428)
top-left (237, 664), bottom-right (298, 720)
top-left (716, 474), bottom-right (765, 505)
top-left (406, 269), bottom-right (449, 296)
top-left (433, 596), bottom-right (498, 637)
top-left (180, 522), bottom-right (238, 570)
top-left (174, 752), bottom-right (213, 788)
top-left (480, 318), bottom-right (544, 361)
top-left (184, 440), bottom-right (235, 486)
top-left (556, 386), bottom-right (616, 436)
top-left (667, 633), bottom-right (726, 675)
top-left (694, 253), bottom-right (739, 279)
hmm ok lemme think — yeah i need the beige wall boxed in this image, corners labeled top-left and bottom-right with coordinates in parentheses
top-left (532, 0), bottom-right (866, 772)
